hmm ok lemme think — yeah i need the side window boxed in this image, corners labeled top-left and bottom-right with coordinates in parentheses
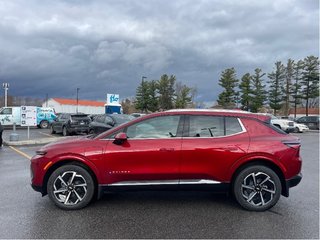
top-left (126, 115), bottom-right (180, 139)
top-left (0, 108), bottom-right (12, 115)
top-left (298, 117), bottom-right (306, 123)
top-left (225, 117), bottom-right (243, 135)
top-left (189, 116), bottom-right (224, 137)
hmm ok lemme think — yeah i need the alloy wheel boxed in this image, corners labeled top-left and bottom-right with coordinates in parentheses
top-left (241, 172), bottom-right (276, 207)
top-left (53, 171), bottom-right (87, 205)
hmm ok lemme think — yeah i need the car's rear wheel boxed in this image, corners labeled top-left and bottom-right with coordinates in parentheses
top-left (40, 120), bottom-right (49, 129)
top-left (294, 127), bottom-right (300, 133)
top-left (47, 165), bottom-right (95, 210)
top-left (233, 165), bottom-right (281, 211)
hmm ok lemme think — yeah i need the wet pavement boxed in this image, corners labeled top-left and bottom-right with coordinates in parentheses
top-left (0, 132), bottom-right (318, 238)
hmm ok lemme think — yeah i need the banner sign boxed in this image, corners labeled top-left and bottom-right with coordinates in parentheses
top-left (106, 94), bottom-right (120, 105)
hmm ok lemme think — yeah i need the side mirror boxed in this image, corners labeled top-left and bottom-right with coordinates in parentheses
top-left (113, 132), bottom-right (127, 145)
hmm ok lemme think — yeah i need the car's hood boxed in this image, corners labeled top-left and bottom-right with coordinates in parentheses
top-left (40, 135), bottom-right (91, 151)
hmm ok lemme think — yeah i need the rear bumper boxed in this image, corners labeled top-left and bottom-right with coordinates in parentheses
top-left (282, 173), bottom-right (302, 197)
top-left (68, 126), bottom-right (89, 134)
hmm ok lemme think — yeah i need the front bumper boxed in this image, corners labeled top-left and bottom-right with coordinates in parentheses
top-left (283, 173), bottom-right (302, 197)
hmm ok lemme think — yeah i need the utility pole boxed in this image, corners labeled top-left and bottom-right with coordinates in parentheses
top-left (2, 83), bottom-right (9, 107)
top-left (76, 88), bottom-right (80, 113)
top-left (46, 93), bottom-right (48, 107)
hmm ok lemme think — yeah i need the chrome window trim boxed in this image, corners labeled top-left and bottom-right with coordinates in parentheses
top-left (100, 179), bottom-right (222, 187)
top-left (99, 118), bottom-right (246, 141)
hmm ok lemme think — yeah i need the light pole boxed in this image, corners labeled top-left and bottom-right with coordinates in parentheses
top-left (2, 83), bottom-right (9, 107)
top-left (142, 76), bottom-right (147, 82)
top-left (76, 88), bottom-right (80, 113)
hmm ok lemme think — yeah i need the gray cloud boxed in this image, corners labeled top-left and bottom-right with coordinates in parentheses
top-left (0, 0), bottom-right (318, 104)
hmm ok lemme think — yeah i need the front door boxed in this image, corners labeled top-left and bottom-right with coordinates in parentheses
top-left (102, 115), bottom-right (184, 186)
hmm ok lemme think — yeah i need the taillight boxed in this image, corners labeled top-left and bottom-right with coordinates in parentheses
top-left (282, 140), bottom-right (301, 148)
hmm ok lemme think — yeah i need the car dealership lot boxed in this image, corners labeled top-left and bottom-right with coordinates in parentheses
top-left (0, 132), bottom-right (318, 238)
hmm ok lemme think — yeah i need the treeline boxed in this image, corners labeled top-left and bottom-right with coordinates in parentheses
top-left (217, 55), bottom-right (319, 116)
top-left (133, 74), bottom-right (196, 113)
top-left (0, 95), bottom-right (44, 107)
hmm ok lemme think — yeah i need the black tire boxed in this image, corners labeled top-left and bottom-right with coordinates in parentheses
top-left (50, 125), bottom-right (56, 134)
top-left (40, 120), bottom-right (49, 129)
top-left (47, 164), bottom-right (95, 210)
top-left (294, 127), bottom-right (300, 133)
top-left (89, 129), bottom-right (94, 134)
top-left (233, 165), bottom-right (281, 211)
top-left (62, 126), bottom-right (69, 136)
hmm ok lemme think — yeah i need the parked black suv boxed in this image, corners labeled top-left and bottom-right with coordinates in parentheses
top-left (89, 114), bottom-right (135, 134)
top-left (50, 113), bottom-right (91, 136)
top-left (296, 116), bottom-right (320, 130)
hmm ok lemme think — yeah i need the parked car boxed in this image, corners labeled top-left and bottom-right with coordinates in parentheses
top-left (89, 114), bottom-right (135, 134)
top-left (31, 109), bottom-right (302, 211)
top-left (50, 113), bottom-right (91, 136)
top-left (296, 116), bottom-right (320, 130)
top-left (293, 122), bottom-right (309, 133)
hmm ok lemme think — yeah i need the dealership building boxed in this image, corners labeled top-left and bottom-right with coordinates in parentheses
top-left (43, 98), bottom-right (105, 114)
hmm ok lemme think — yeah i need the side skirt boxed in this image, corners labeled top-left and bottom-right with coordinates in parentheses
top-left (97, 180), bottom-right (230, 199)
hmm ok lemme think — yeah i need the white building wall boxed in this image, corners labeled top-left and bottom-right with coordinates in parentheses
top-left (43, 99), bottom-right (105, 114)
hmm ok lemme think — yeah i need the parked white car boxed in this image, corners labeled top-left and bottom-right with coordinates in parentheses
top-left (269, 115), bottom-right (295, 133)
top-left (293, 122), bottom-right (309, 133)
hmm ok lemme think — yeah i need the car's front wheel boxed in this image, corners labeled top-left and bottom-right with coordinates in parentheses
top-left (47, 164), bottom-right (95, 210)
top-left (62, 126), bottom-right (69, 136)
top-left (233, 165), bottom-right (281, 211)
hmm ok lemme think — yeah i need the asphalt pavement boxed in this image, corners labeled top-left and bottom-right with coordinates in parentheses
top-left (0, 131), bottom-right (318, 239)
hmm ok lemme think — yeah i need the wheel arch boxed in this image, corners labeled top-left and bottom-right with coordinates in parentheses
top-left (230, 159), bottom-right (288, 197)
top-left (42, 159), bottom-right (99, 198)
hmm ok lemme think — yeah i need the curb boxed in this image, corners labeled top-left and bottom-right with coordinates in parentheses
top-left (3, 137), bottom-right (69, 146)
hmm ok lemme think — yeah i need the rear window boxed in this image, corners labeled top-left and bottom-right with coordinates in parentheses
top-left (71, 114), bottom-right (89, 120)
top-left (265, 123), bottom-right (287, 134)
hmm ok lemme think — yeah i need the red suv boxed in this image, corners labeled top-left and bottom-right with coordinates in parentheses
top-left (31, 110), bottom-right (302, 211)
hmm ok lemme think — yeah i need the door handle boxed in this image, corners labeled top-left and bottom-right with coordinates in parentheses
top-left (159, 148), bottom-right (175, 152)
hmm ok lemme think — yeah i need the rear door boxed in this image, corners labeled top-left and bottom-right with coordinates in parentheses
top-left (180, 115), bottom-right (250, 183)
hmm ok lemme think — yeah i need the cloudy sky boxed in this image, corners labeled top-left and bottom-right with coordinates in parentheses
top-left (0, 0), bottom-right (318, 105)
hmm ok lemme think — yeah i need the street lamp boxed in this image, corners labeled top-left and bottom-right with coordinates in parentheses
top-left (76, 88), bottom-right (80, 113)
top-left (142, 76), bottom-right (147, 82)
top-left (2, 83), bottom-right (9, 107)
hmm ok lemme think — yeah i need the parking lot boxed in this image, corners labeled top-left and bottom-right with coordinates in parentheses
top-left (0, 129), bottom-right (318, 239)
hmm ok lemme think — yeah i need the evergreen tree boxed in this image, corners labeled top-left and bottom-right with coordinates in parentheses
top-left (148, 80), bottom-right (159, 112)
top-left (283, 59), bottom-right (294, 117)
top-left (268, 61), bottom-right (286, 115)
top-left (301, 55), bottom-right (319, 116)
top-left (290, 60), bottom-right (304, 118)
top-left (175, 82), bottom-right (192, 108)
top-left (239, 73), bottom-right (251, 111)
top-left (135, 79), bottom-right (150, 113)
top-left (158, 74), bottom-right (176, 110)
top-left (251, 68), bottom-right (266, 112)
top-left (217, 68), bottom-right (238, 108)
